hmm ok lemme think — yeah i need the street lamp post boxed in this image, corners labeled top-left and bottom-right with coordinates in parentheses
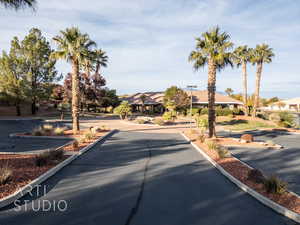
top-left (187, 85), bottom-right (197, 129)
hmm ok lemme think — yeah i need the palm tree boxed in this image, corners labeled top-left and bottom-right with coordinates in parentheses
top-left (225, 88), bottom-right (234, 96)
top-left (189, 26), bottom-right (233, 138)
top-left (52, 27), bottom-right (96, 134)
top-left (140, 94), bottom-right (147, 113)
top-left (0, 0), bottom-right (36, 9)
top-left (232, 45), bottom-right (251, 116)
top-left (250, 44), bottom-right (274, 117)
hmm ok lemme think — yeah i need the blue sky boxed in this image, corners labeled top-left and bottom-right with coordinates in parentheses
top-left (0, 0), bottom-right (299, 98)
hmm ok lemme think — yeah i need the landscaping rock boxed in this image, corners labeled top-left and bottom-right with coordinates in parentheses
top-left (240, 134), bottom-right (254, 143)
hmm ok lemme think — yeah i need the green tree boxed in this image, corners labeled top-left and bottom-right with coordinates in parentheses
top-left (21, 28), bottom-right (59, 114)
top-left (0, 0), bottom-right (35, 10)
top-left (52, 27), bottom-right (96, 134)
top-left (140, 94), bottom-right (147, 113)
top-left (189, 27), bottom-right (233, 138)
top-left (114, 101), bottom-right (132, 120)
top-left (163, 86), bottom-right (189, 112)
top-left (224, 88), bottom-right (234, 96)
top-left (251, 44), bottom-right (274, 117)
top-left (232, 45), bottom-right (252, 116)
top-left (0, 43), bottom-right (26, 116)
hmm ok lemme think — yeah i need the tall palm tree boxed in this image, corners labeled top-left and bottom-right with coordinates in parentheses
top-left (250, 44), bottom-right (274, 117)
top-left (93, 49), bottom-right (108, 75)
top-left (189, 26), bottom-right (233, 138)
top-left (0, 0), bottom-right (36, 9)
top-left (232, 45), bottom-right (251, 116)
top-left (52, 27), bottom-right (96, 134)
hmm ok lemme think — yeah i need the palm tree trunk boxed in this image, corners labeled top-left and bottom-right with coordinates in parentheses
top-left (208, 59), bottom-right (217, 138)
top-left (72, 59), bottom-right (80, 133)
top-left (253, 62), bottom-right (263, 117)
top-left (242, 61), bottom-right (248, 116)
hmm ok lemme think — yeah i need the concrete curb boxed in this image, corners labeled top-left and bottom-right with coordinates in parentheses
top-left (9, 133), bottom-right (74, 140)
top-left (181, 132), bottom-right (300, 224)
top-left (0, 129), bottom-right (116, 209)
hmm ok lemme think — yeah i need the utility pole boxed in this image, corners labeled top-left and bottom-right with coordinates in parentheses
top-left (187, 85), bottom-right (197, 129)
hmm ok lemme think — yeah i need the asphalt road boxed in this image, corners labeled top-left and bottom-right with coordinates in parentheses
top-left (220, 130), bottom-right (300, 195)
top-left (0, 120), bottom-right (70, 153)
top-left (0, 131), bottom-right (295, 225)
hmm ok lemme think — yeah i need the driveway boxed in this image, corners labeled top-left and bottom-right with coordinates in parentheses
top-left (219, 130), bottom-right (300, 195)
top-left (0, 120), bottom-right (70, 153)
top-left (0, 131), bottom-right (294, 225)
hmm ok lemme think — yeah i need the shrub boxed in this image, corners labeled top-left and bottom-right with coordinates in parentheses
top-left (217, 146), bottom-right (231, 159)
top-left (206, 140), bottom-right (218, 151)
top-left (187, 108), bottom-right (200, 116)
top-left (79, 137), bottom-right (87, 144)
top-left (197, 134), bottom-right (206, 143)
top-left (32, 128), bottom-right (43, 136)
top-left (35, 150), bottom-right (65, 167)
top-left (136, 119), bottom-right (146, 124)
top-left (195, 116), bottom-right (208, 132)
top-left (199, 108), bottom-right (208, 115)
top-left (54, 127), bottom-right (65, 136)
top-left (269, 113), bottom-right (281, 123)
top-left (216, 107), bottom-right (233, 116)
top-left (0, 165), bottom-right (12, 185)
top-left (278, 112), bottom-right (295, 128)
top-left (162, 111), bottom-right (176, 121)
top-left (50, 149), bottom-right (64, 160)
top-left (85, 131), bottom-right (95, 140)
top-left (153, 118), bottom-right (165, 126)
top-left (72, 140), bottom-right (79, 149)
top-left (42, 124), bottom-right (54, 135)
top-left (247, 169), bottom-right (265, 183)
top-left (263, 175), bottom-right (287, 194)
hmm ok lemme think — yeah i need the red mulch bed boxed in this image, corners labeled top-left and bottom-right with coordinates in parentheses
top-left (185, 132), bottom-right (300, 214)
top-left (0, 154), bottom-right (68, 199)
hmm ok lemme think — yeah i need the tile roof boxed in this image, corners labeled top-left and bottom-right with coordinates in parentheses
top-left (121, 90), bottom-right (243, 105)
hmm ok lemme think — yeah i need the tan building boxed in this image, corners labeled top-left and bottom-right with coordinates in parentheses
top-left (267, 98), bottom-right (300, 112)
top-left (122, 90), bottom-right (243, 112)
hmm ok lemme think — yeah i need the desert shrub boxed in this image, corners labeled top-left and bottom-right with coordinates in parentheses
top-left (195, 116), bottom-right (208, 132)
top-left (50, 149), bottom-right (64, 160)
top-left (247, 169), bottom-right (265, 183)
top-left (42, 124), bottom-right (54, 135)
top-left (101, 125), bottom-right (108, 131)
top-left (153, 118), bottom-right (165, 126)
top-left (136, 119), bottom-right (146, 124)
top-left (205, 140), bottom-right (218, 151)
top-left (217, 146), bottom-right (231, 159)
top-left (32, 128), bottom-right (43, 136)
top-left (197, 134), bottom-right (206, 143)
top-left (54, 127), bottom-right (65, 136)
top-left (35, 150), bottom-right (65, 167)
top-left (79, 137), bottom-right (87, 144)
top-left (269, 113), bottom-right (281, 123)
top-left (278, 112), bottom-right (295, 128)
top-left (263, 175), bottom-right (287, 194)
top-left (216, 107), bottom-right (233, 116)
top-left (162, 111), bottom-right (176, 121)
top-left (199, 108), bottom-right (208, 115)
top-left (85, 131), bottom-right (95, 140)
top-left (0, 165), bottom-right (12, 185)
top-left (187, 108), bottom-right (200, 116)
top-left (73, 140), bottom-right (79, 149)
